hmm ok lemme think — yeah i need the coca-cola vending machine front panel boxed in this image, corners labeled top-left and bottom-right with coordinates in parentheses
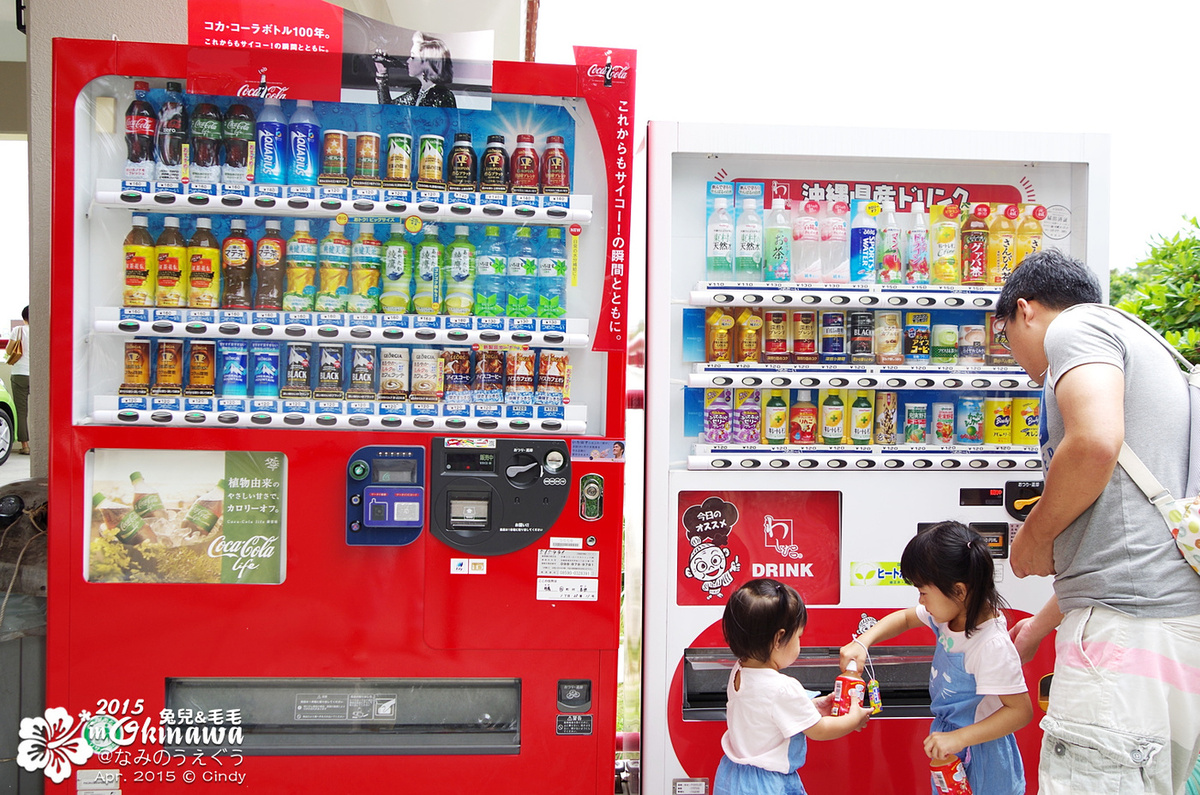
top-left (46, 39), bottom-right (634, 794)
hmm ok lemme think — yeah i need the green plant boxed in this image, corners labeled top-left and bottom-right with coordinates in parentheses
top-left (1113, 215), bottom-right (1200, 364)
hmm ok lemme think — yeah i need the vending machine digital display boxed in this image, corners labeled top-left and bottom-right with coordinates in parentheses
top-left (45, 37), bottom-right (635, 794)
top-left (642, 122), bottom-right (1109, 794)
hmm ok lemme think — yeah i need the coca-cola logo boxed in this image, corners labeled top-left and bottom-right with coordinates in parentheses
top-left (126, 116), bottom-right (157, 135)
top-left (207, 534), bottom-right (278, 579)
top-left (236, 83), bottom-right (290, 99)
top-left (586, 63), bottom-right (629, 81)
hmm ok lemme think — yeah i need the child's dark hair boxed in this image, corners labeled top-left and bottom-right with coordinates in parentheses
top-left (900, 521), bottom-right (1009, 637)
top-left (723, 578), bottom-right (807, 663)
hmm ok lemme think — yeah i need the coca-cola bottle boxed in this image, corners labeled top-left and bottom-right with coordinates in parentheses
top-left (155, 81), bottom-right (188, 182)
top-left (222, 103), bottom-right (255, 184)
top-left (123, 80), bottom-right (157, 181)
top-left (189, 101), bottom-right (223, 184)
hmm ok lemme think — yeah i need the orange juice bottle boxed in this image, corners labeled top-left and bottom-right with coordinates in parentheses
top-left (986, 205), bottom-right (1017, 285)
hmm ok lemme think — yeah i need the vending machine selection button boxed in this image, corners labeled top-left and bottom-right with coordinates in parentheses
top-left (220, 195), bottom-right (243, 207)
top-left (218, 323), bottom-right (240, 335)
top-left (217, 412), bottom-right (239, 424)
top-left (151, 321), bottom-right (175, 333)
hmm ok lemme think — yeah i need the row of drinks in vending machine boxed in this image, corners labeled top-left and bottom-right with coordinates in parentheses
top-left (123, 80), bottom-right (570, 193)
top-left (699, 387), bottom-right (1040, 447)
top-left (122, 214), bottom-right (571, 319)
top-left (117, 337), bottom-right (570, 406)
top-left (705, 182), bottom-right (1046, 287)
top-left (699, 307), bottom-right (1014, 368)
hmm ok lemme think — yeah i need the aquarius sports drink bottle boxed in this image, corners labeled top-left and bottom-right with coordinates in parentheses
top-left (287, 99), bottom-right (320, 186)
top-left (255, 97), bottom-right (287, 185)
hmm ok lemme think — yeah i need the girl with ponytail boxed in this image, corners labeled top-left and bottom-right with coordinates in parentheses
top-left (840, 521), bottom-right (1032, 795)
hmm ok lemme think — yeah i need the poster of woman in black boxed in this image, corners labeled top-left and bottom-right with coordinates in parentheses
top-left (373, 32), bottom-right (456, 108)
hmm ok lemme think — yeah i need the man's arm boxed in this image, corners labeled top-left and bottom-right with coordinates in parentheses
top-left (1009, 361), bottom-right (1124, 578)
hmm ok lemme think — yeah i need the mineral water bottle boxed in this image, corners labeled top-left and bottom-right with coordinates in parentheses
top-left (413, 224), bottom-right (445, 315)
top-left (734, 198), bottom-right (763, 280)
top-left (821, 201), bottom-right (850, 283)
top-left (380, 223), bottom-right (414, 314)
top-left (877, 201), bottom-right (903, 284)
top-left (474, 225), bottom-right (507, 316)
top-left (791, 200), bottom-right (822, 282)
top-left (444, 225), bottom-right (476, 316)
top-left (850, 204), bottom-right (878, 283)
top-left (705, 197), bottom-right (734, 279)
top-left (255, 97), bottom-right (287, 185)
top-left (762, 199), bottom-right (791, 282)
top-left (537, 226), bottom-right (568, 318)
top-left (905, 202), bottom-right (931, 285)
top-left (286, 99), bottom-right (320, 186)
top-left (506, 226), bottom-right (538, 318)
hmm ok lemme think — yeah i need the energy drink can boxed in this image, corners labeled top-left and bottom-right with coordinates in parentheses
top-left (385, 133), bottom-right (413, 182)
top-left (251, 341), bottom-right (281, 399)
top-left (217, 339), bottom-right (249, 398)
top-left (281, 342), bottom-right (313, 399)
top-left (347, 344), bottom-right (378, 399)
top-left (321, 130), bottom-right (349, 177)
top-left (355, 132), bottom-right (381, 179)
top-left (984, 396), bottom-right (1013, 445)
top-left (1012, 396), bottom-right (1040, 446)
top-left (379, 347), bottom-right (410, 400)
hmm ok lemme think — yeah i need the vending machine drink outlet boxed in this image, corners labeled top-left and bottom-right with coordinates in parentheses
top-left (643, 121), bottom-right (1109, 794)
top-left (45, 37), bottom-right (635, 794)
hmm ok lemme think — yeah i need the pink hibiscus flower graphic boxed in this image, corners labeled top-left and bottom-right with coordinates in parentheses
top-left (17, 707), bottom-right (94, 783)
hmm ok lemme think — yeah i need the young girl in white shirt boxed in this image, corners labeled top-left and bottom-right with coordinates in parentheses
top-left (716, 578), bottom-right (872, 795)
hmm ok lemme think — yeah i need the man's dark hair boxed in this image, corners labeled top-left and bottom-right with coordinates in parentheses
top-left (994, 249), bottom-right (1102, 320)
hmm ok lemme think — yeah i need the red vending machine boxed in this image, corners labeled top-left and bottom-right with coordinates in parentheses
top-left (41, 34), bottom-right (635, 793)
top-left (641, 122), bottom-right (1109, 793)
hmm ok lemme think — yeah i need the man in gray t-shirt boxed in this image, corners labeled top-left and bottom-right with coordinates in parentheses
top-left (997, 250), bottom-right (1200, 794)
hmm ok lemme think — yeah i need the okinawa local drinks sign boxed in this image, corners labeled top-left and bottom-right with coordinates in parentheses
top-left (676, 490), bottom-right (840, 606)
top-left (87, 449), bottom-right (286, 584)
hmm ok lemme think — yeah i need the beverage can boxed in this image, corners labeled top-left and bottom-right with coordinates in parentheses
top-left (955, 395), bottom-right (985, 445)
top-left (315, 343), bottom-right (345, 399)
top-left (931, 402), bottom-right (955, 445)
top-left (1012, 396), bottom-right (1040, 446)
top-left (984, 397), bottom-right (1013, 445)
top-left (704, 388), bottom-right (733, 443)
top-left (874, 311), bottom-right (904, 364)
top-left (504, 349), bottom-right (535, 401)
top-left (763, 311), bottom-right (790, 364)
top-left (251, 341), bottom-right (281, 399)
top-left (819, 311), bottom-right (846, 360)
top-left (385, 133), bottom-right (413, 182)
top-left (379, 347), bottom-right (410, 400)
top-left (153, 339), bottom-right (184, 392)
top-left (536, 351), bottom-right (569, 404)
top-left (443, 348), bottom-right (474, 397)
top-left (217, 339), bottom-right (249, 398)
top-left (417, 134), bottom-right (445, 183)
top-left (281, 342), bottom-right (313, 399)
top-left (985, 313), bottom-right (1016, 367)
top-left (510, 134), bottom-right (539, 192)
top-left (959, 325), bottom-right (986, 365)
top-left (540, 135), bottom-right (570, 194)
top-left (931, 324), bottom-right (959, 365)
top-left (904, 403), bottom-right (928, 444)
top-left (347, 344), bottom-right (378, 398)
top-left (480, 134), bottom-right (509, 191)
top-left (410, 349), bottom-right (442, 401)
top-left (185, 340), bottom-right (216, 396)
top-left (791, 311), bottom-right (818, 363)
top-left (873, 391), bottom-right (898, 445)
top-left (472, 349), bottom-right (504, 403)
top-left (446, 132), bottom-right (478, 190)
top-left (849, 310), bottom-right (875, 363)
top-left (321, 130), bottom-right (349, 177)
top-left (904, 312), bottom-right (932, 363)
top-left (355, 132), bottom-right (381, 179)
top-left (121, 339), bottom-right (152, 394)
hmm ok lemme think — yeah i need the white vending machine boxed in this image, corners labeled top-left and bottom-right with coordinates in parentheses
top-left (642, 122), bottom-right (1109, 794)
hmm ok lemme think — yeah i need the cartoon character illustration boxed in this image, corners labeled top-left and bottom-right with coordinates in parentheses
top-left (856, 612), bottom-right (878, 637)
top-left (684, 536), bottom-right (740, 600)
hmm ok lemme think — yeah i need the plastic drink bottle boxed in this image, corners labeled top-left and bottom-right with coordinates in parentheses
top-left (987, 205), bottom-right (1017, 285)
top-left (474, 225), bottom-right (507, 317)
top-left (189, 102), bottom-right (223, 184)
top-left (180, 480), bottom-right (226, 536)
top-left (123, 213), bottom-right (154, 306)
top-left (123, 80), bottom-right (157, 181)
top-left (92, 492), bottom-right (158, 546)
top-left (877, 201), bottom-right (903, 284)
top-left (255, 97), bottom-right (287, 185)
top-left (154, 216), bottom-right (187, 307)
top-left (253, 219), bottom-right (286, 309)
top-left (734, 198), bottom-right (763, 280)
top-left (347, 223), bottom-right (383, 313)
top-left (537, 226), bottom-right (568, 318)
top-left (130, 471), bottom-right (168, 521)
top-left (221, 103), bottom-right (255, 184)
top-left (931, 206), bottom-right (961, 285)
top-left (506, 226), bottom-right (538, 318)
top-left (820, 391), bottom-right (845, 445)
top-left (1014, 205), bottom-right (1044, 270)
top-left (731, 389), bottom-right (762, 444)
top-left (905, 202), bottom-right (931, 284)
top-left (379, 223), bottom-right (414, 315)
top-left (791, 200), bottom-right (822, 282)
top-left (960, 205), bottom-right (989, 285)
top-left (315, 220), bottom-right (351, 312)
top-left (413, 224), bottom-right (445, 315)
top-left (287, 99), bottom-right (320, 186)
top-left (930, 755), bottom-right (973, 795)
top-left (283, 219), bottom-right (318, 311)
top-left (154, 81), bottom-right (187, 182)
top-left (789, 390), bottom-right (817, 444)
top-left (850, 204), bottom-right (878, 283)
top-left (831, 659), bottom-right (866, 715)
top-left (850, 391), bottom-right (874, 445)
top-left (705, 197), bottom-right (734, 279)
top-left (762, 390), bottom-right (789, 444)
top-left (444, 225), bottom-right (477, 316)
top-left (821, 201), bottom-right (850, 283)
top-left (762, 199), bottom-right (791, 282)
top-left (187, 217), bottom-right (221, 309)
top-left (221, 219), bottom-right (254, 309)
